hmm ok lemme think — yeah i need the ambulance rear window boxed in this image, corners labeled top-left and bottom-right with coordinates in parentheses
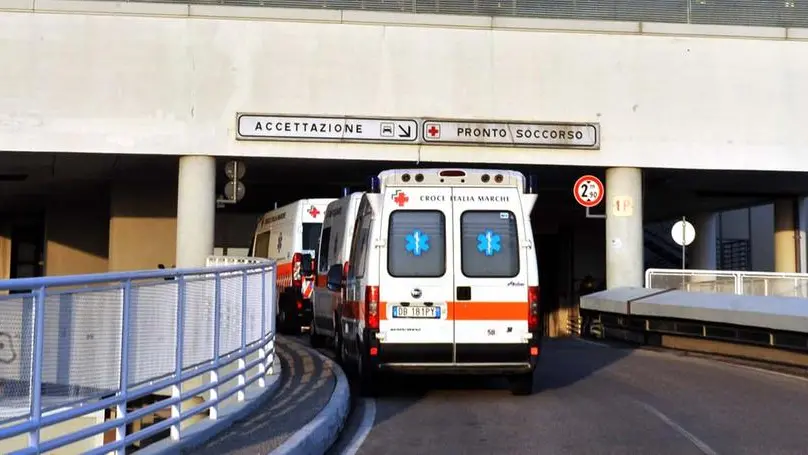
top-left (387, 210), bottom-right (446, 278)
top-left (302, 223), bottom-right (322, 254)
top-left (461, 211), bottom-right (519, 278)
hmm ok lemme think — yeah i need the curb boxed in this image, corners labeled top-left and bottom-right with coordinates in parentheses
top-left (137, 359), bottom-right (284, 455)
top-left (269, 345), bottom-right (351, 455)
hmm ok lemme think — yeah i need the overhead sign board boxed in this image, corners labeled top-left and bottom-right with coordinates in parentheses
top-left (422, 119), bottom-right (599, 148)
top-left (237, 114), bottom-right (418, 143)
top-left (236, 114), bottom-right (600, 149)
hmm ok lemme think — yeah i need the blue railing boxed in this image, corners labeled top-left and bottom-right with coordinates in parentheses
top-left (0, 260), bottom-right (277, 454)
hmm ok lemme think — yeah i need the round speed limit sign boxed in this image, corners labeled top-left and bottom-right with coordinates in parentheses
top-left (573, 175), bottom-right (604, 208)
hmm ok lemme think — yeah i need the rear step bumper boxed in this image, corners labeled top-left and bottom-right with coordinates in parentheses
top-left (378, 362), bottom-right (534, 375)
top-left (373, 342), bottom-right (538, 374)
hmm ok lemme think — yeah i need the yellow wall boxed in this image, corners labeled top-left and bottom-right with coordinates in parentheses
top-left (774, 199), bottom-right (797, 273)
top-left (108, 179), bottom-right (177, 272)
top-left (44, 191), bottom-right (110, 276)
top-left (0, 223), bottom-right (10, 294)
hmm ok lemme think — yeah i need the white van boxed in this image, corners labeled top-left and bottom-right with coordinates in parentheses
top-left (309, 192), bottom-right (364, 351)
top-left (325, 168), bottom-right (541, 396)
top-left (251, 198), bottom-right (335, 333)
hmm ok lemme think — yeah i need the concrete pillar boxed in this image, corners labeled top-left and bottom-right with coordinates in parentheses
top-left (175, 156), bottom-right (216, 268)
top-left (689, 212), bottom-right (718, 270)
top-left (605, 167), bottom-right (644, 288)
top-left (774, 198), bottom-right (797, 273)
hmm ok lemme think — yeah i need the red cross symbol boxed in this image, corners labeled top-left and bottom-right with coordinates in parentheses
top-left (308, 206), bottom-right (320, 218)
top-left (426, 124), bottom-right (440, 138)
top-left (392, 190), bottom-right (409, 207)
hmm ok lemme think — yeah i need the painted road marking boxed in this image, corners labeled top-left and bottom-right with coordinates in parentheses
top-left (339, 398), bottom-right (377, 455)
top-left (636, 400), bottom-right (718, 455)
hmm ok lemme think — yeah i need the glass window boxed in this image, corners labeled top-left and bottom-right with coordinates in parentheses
top-left (253, 232), bottom-right (271, 258)
top-left (461, 211), bottom-right (520, 278)
top-left (387, 210), bottom-right (446, 278)
top-left (302, 223), bottom-right (322, 254)
top-left (318, 227), bottom-right (332, 272)
top-left (348, 206), bottom-right (372, 280)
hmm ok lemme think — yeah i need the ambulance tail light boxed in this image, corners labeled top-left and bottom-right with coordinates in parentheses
top-left (439, 170), bottom-right (466, 177)
top-left (292, 253), bottom-right (303, 287)
top-left (528, 286), bottom-right (540, 332)
top-left (365, 285), bottom-right (380, 330)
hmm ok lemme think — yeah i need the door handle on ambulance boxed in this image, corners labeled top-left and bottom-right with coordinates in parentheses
top-left (456, 286), bottom-right (471, 301)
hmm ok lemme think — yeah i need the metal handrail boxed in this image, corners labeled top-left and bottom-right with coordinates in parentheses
top-left (645, 268), bottom-right (808, 297)
top-left (0, 261), bottom-right (278, 454)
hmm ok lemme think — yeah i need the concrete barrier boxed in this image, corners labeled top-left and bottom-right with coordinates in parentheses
top-left (581, 287), bottom-right (808, 333)
top-left (270, 349), bottom-right (351, 455)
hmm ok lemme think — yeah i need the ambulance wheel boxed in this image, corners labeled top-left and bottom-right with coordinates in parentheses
top-left (309, 323), bottom-right (326, 348)
top-left (333, 317), bottom-right (344, 365)
top-left (356, 345), bottom-right (380, 397)
top-left (277, 309), bottom-right (288, 334)
top-left (508, 371), bottom-right (535, 396)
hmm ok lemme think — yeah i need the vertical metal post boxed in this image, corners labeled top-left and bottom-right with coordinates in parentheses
top-left (115, 280), bottom-right (133, 453)
top-left (268, 265), bottom-right (278, 374)
top-left (210, 272), bottom-right (222, 420)
top-left (687, 0), bottom-right (692, 23)
top-left (170, 275), bottom-right (185, 441)
top-left (258, 267), bottom-right (267, 388)
top-left (717, 212), bottom-right (724, 270)
top-left (681, 216), bottom-right (687, 270)
top-left (238, 270), bottom-right (248, 402)
top-left (28, 285), bottom-right (47, 450)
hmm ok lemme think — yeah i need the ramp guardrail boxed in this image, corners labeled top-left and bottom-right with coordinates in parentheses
top-left (0, 260), bottom-right (277, 454)
top-left (645, 268), bottom-right (808, 299)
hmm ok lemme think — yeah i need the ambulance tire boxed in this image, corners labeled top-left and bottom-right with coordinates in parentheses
top-left (333, 315), bottom-right (344, 365)
top-left (508, 371), bottom-right (535, 396)
top-left (309, 323), bottom-right (327, 348)
top-left (356, 344), bottom-right (380, 397)
top-left (276, 309), bottom-right (288, 334)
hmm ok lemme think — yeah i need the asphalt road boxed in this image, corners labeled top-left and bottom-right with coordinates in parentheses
top-left (323, 337), bottom-right (808, 455)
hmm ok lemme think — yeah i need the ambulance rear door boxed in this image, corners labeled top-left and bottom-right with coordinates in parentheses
top-left (451, 186), bottom-right (530, 364)
top-left (378, 186), bottom-right (455, 364)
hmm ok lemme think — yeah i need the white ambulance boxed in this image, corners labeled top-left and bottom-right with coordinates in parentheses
top-left (251, 198), bottom-right (335, 334)
top-left (325, 168), bottom-right (541, 396)
top-left (309, 192), bottom-right (365, 352)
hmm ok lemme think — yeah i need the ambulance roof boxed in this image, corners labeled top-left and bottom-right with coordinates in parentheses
top-left (377, 168), bottom-right (526, 190)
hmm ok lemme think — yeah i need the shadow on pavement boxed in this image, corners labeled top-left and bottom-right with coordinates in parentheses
top-left (340, 336), bottom-right (634, 429)
top-left (190, 336), bottom-right (337, 455)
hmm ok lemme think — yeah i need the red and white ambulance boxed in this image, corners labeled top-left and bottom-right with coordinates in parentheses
top-left (251, 198), bottom-right (335, 333)
top-left (325, 168), bottom-right (541, 396)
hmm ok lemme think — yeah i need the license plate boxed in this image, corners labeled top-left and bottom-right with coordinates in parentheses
top-left (392, 305), bottom-right (441, 319)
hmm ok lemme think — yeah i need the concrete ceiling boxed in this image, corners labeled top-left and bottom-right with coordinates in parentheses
top-left (0, 152), bottom-right (804, 222)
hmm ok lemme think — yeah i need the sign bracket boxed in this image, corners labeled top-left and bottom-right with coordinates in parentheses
top-left (586, 207), bottom-right (606, 219)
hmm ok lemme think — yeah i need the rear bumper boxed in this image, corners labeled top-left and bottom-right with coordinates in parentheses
top-left (280, 296), bottom-right (313, 324)
top-left (370, 341), bottom-right (540, 375)
top-left (379, 362), bottom-right (534, 375)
